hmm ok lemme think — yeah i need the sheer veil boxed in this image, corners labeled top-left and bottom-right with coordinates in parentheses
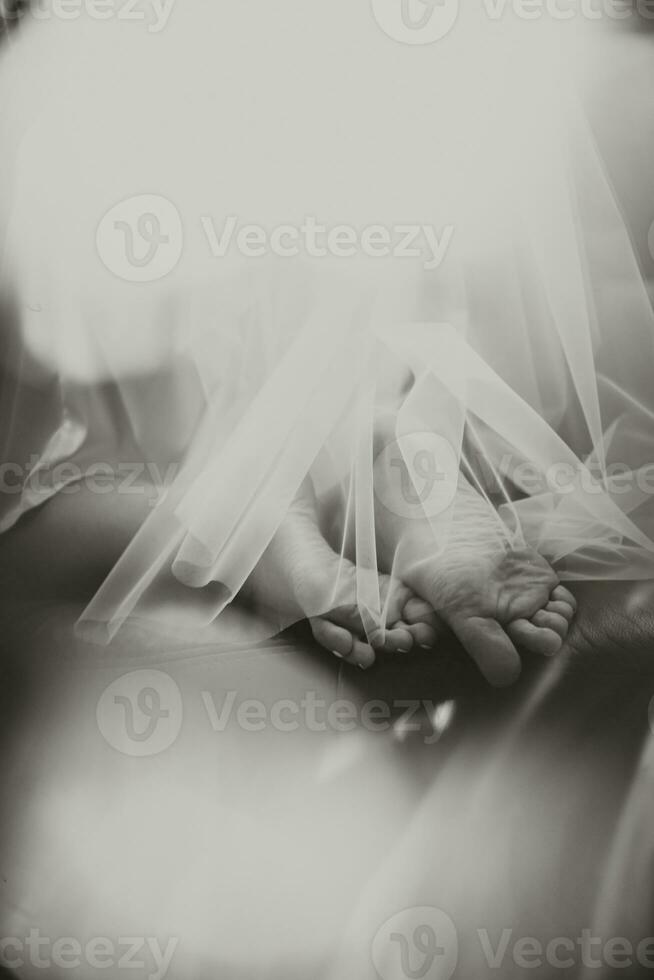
top-left (1, 2), bottom-right (654, 644)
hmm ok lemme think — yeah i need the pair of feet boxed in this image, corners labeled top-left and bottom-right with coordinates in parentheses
top-left (244, 476), bottom-right (576, 687)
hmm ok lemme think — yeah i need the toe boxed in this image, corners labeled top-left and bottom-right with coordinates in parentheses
top-left (401, 597), bottom-right (444, 647)
top-left (310, 618), bottom-right (353, 660)
top-left (403, 597), bottom-right (436, 624)
top-left (311, 618), bottom-right (376, 669)
top-left (396, 620), bottom-right (439, 650)
top-left (507, 618), bottom-right (563, 657)
top-left (531, 609), bottom-right (569, 639)
top-left (366, 624), bottom-right (413, 653)
top-left (551, 585), bottom-right (577, 611)
top-left (350, 639), bottom-right (376, 670)
top-left (330, 603), bottom-right (365, 632)
top-left (403, 597), bottom-right (443, 631)
top-left (546, 600), bottom-right (575, 622)
top-left (380, 626), bottom-right (414, 653)
top-left (381, 580), bottom-right (415, 625)
top-left (450, 615), bottom-right (522, 688)
top-left (321, 592), bottom-right (416, 655)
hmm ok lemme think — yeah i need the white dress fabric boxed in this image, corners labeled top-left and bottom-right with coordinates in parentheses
top-left (1, 3), bottom-right (654, 643)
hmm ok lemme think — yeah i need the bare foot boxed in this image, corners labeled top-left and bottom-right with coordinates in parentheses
top-left (242, 484), bottom-right (427, 669)
top-left (376, 467), bottom-right (576, 686)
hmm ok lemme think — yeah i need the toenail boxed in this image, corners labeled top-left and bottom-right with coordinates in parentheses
top-left (331, 650), bottom-right (344, 659)
top-left (420, 644), bottom-right (431, 650)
